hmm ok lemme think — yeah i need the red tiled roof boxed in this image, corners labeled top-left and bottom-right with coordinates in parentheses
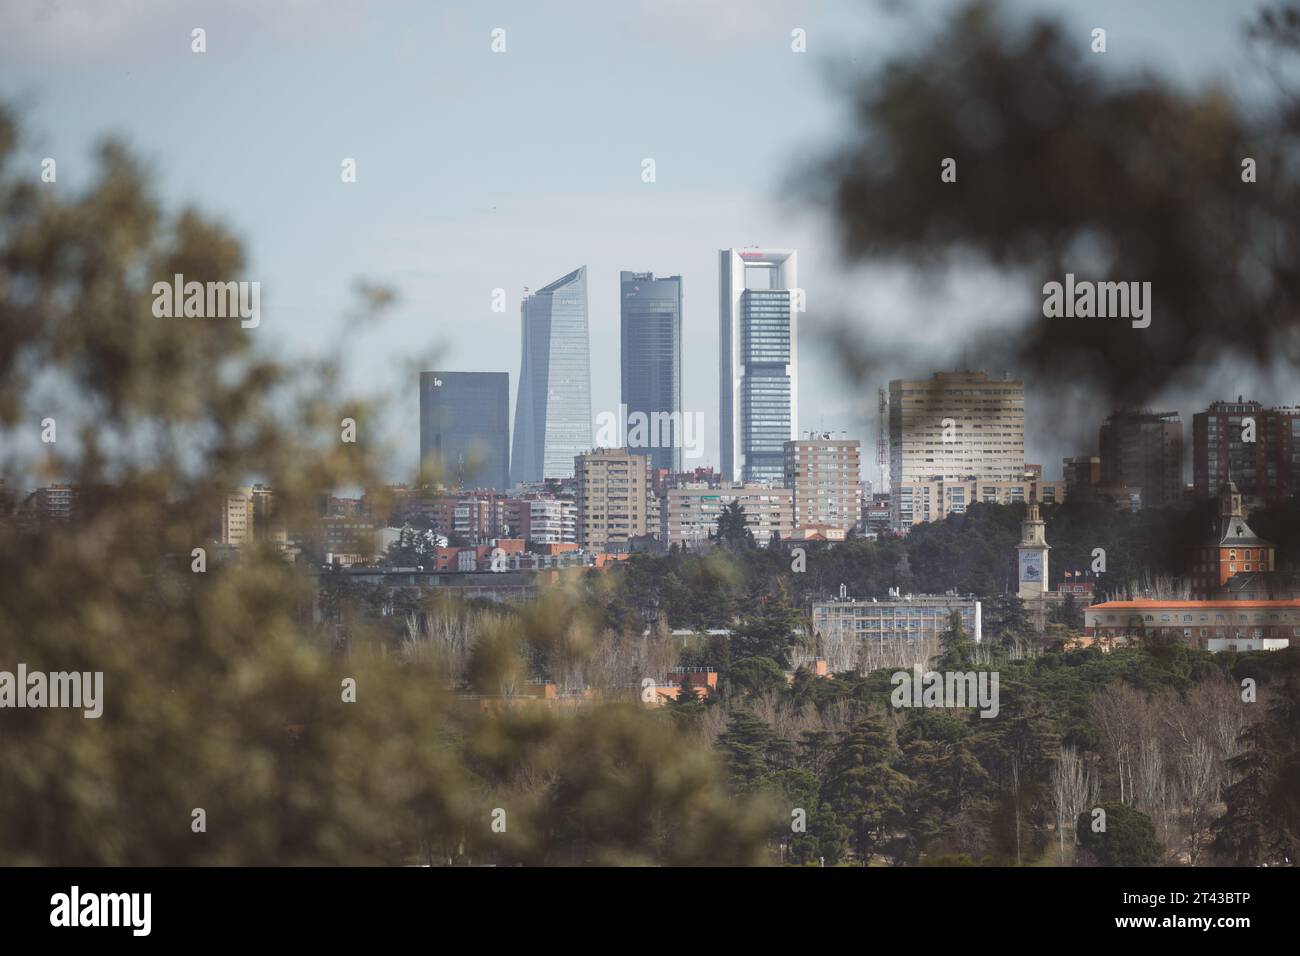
top-left (1089, 599), bottom-right (1300, 610)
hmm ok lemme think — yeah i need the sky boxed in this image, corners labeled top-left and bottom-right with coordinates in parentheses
top-left (0, 0), bottom-right (1274, 485)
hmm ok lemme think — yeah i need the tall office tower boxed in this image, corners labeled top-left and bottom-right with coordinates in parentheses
top-left (719, 248), bottom-right (798, 483)
top-left (511, 266), bottom-right (593, 485)
top-left (1099, 409), bottom-right (1183, 509)
top-left (1193, 399), bottom-right (1300, 500)
top-left (574, 447), bottom-right (649, 551)
top-left (419, 371), bottom-right (511, 490)
top-left (783, 432), bottom-right (862, 533)
top-left (888, 371), bottom-right (1025, 487)
top-left (620, 271), bottom-right (683, 473)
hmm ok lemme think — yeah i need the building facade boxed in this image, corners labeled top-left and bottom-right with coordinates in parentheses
top-left (511, 266), bottom-right (593, 484)
top-left (419, 371), bottom-right (511, 491)
top-left (1192, 399), bottom-right (1300, 501)
top-left (666, 482), bottom-right (793, 548)
top-left (888, 371), bottom-right (1024, 528)
top-left (783, 433), bottom-right (861, 534)
top-left (1189, 478), bottom-right (1276, 598)
top-left (574, 447), bottom-right (649, 551)
top-left (1098, 409), bottom-right (1183, 510)
top-left (1063, 456), bottom-right (1102, 496)
top-left (620, 271), bottom-right (683, 473)
top-left (719, 248), bottom-right (798, 483)
top-left (888, 370), bottom-right (1025, 484)
top-left (812, 595), bottom-right (983, 645)
top-left (892, 476), bottom-right (1065, 530)
top-left (1084, 599), bottom-right (1295, 652)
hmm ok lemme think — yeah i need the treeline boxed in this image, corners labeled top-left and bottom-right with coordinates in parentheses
top-left (672, 627), bottom-right (1300, 866)
top-left (595, 497), bottom-right (1300, 637)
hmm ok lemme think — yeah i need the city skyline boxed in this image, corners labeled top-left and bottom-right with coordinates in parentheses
top-left (1, 1), bottom-right (1265, 488)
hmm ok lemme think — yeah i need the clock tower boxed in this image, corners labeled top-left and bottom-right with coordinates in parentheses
top-left (1018, 502), bottom-right (1050, 603)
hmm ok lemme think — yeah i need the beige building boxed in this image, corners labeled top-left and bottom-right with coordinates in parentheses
top-left (575, 447), bottom-right (649, 550)
top-left (220, 489), bottom-right (254, 545)
top-left (666, 482), bottom-right (793, 548)
top-left (894, 475), bottom-right (1066, 529)
top-left (888, 371), bottom-right (1028, 530)
top-left (889, 370), bottom-right (1024, 508)
top-left (219, 484), bottom-right (287, 547)
top-left (784, 433), bottom-right (861, 534)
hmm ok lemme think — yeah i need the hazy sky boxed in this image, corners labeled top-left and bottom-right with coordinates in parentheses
top-left (0, 0), bottom-right (1274, 484)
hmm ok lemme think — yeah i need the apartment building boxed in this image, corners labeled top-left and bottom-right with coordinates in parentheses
top-left (666, 482), bottom-right (793, 548)
top-left (784, 432), bottom-right (861, 534)
top-left (893, 476), bottom-right (1065, 529)
top-left (574, 447), bottom-right (649, 551)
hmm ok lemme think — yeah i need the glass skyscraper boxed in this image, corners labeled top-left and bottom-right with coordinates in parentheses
top-left (620, 271), bottom-right (683, 473)
top-left (419, 371), bottom-right (510, 490)
top-left (511, 266), bottom-right (593, 484)
top-left (719, 249), bottom-right (798, 483)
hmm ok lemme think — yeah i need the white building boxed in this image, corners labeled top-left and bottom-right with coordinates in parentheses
top-left (719, 248), bottom-right (798, 484)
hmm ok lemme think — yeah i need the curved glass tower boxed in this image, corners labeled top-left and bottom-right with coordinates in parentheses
top-left (510, 266), bottom-right (593, 485)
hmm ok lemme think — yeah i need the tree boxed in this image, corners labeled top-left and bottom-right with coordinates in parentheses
top-left (982, 592), bottom-right (1032, 646)
top-left (972, 684), bottom-right (1059, 864)
top-left (0, 106), bottom-right (779, 866)
top-left (728, 656), bottom-right (789, 699)
top-left (715, 500), bottom-right (755, 550)
top-left (1212, 661), bottom-right (1300, 865)
top-left (717, 711), bottom-right (779, 793)
top-left (1050, 745), bottom-right (1098, 863)
top-left (933, 610), bottom-right (976, 671)
top-left (821, 713), bottom-right (912, 864)
top-left (808, 0), bottom-right (1300, 418)
top-left (1049, 593), bottom-right (1085, 631)
top-left (732, 588), bottom-right (801, 666)
top-left (1076, 802), bottom-right (1163, 866)
top-left (895, 710), bottom-right (992, 863)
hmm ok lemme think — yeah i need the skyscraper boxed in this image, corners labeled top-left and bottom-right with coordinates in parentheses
top-left (620, 271), bottom-right (683, 473)
top-left (511, 266), bottom-right (593, 484)
top-left (419, 371), bottom-right (510, 490)
top-left (719, 248), bottom-right (798, 483)
top-left (1099, 409), bottom-right (1183, 509)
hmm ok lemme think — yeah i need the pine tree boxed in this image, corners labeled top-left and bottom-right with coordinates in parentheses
top-left (821, 713), bottom-right (912, 864)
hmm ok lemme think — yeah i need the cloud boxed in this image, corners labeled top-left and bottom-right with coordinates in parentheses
top-left (0, 0), bottom-right (390, 67)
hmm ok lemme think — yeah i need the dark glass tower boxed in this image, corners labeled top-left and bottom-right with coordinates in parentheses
top-left (620, 271), bottom-right (683, 473)
top-left (419, 371), bottom-right (510, 490)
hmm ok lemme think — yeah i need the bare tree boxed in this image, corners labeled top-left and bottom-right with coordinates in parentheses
top-left (1090, 683), bottom-right (1148, 805)
top-left (1051, 744), bottom-right (1098, 862)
